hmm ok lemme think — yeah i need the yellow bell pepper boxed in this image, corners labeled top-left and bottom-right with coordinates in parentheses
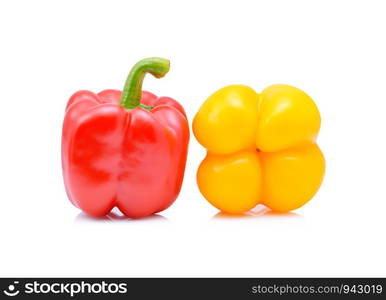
top-left (193, 84), bottom-right (325, 214)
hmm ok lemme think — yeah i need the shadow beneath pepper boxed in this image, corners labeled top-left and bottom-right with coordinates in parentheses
top-left (74, 209), bottom-right (169, 224)
top-left (212, 205), bottom-right (302, 220)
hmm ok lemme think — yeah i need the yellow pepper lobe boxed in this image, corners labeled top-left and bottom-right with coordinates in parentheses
top-left (193, 85), bottom-right (259, 154)
top-left (256, 84), bottom-right (321, 152)
top-left (260, 142), bottom-right (325, 212)
top-left (197, 150), bottom-right (262, 214)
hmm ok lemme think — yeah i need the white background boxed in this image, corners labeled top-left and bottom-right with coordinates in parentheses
top-left (0, 0), bottom-right (385, 277)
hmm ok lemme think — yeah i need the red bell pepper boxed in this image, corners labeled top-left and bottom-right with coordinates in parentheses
top-left (62, 58), bottom-right (189, 218)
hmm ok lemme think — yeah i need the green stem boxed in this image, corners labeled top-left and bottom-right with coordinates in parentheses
top-left (119, 57), bottom-right (170, 110)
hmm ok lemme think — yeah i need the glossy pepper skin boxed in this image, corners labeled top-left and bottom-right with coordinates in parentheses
top-left (62, 58), bottom-right (189, 218)
top-left (193, 84), bottom-right (325, 214)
